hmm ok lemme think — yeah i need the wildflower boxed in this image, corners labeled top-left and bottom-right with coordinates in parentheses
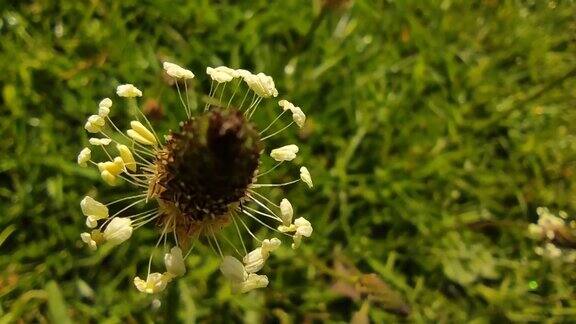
top-left (163, 62), bottom-right (195, 79)
top-left (531, 207), bottom-right (566, 240)
top-left (529, 207), bottom-right (576, 261)
top-left (270, 144), bottom-right (299, 162)
top-left (300, 167), bottom-right (313, 188)
top-left (116, 84), bottom-right (142, 97)
top-left (77, 64), bottom-right (314, 295)
top-left (77, 147), bottom-right (91, 167)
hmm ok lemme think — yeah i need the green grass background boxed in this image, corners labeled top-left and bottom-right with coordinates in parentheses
top-left (1, 0), bottom-right (576, 322)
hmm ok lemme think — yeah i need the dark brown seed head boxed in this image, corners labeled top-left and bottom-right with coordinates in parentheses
top-left (152, 108), bottom-right (262, 241)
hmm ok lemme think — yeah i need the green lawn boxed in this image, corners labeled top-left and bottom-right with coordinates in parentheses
top-left (1, 0), bottom-right (576, 322)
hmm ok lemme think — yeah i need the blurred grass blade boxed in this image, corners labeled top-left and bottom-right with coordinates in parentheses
top-left (178, 281), bottom-right (196, 324)
top-left (351, 300), bottom-right (370, 324)
top-left (45, 281), bottom-right (72, 324)
top-left (0, 225), bottom-right (15, 248)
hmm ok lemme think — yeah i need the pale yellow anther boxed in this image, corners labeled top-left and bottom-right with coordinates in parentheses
top-left (243, 248), bottom-right (265, 274)
top-left (235, 69), bottom-right (253, 79)
top-left (97, 157), bottom-right (124, 176)
top-left (220, 256), bottom-right (248, 283)
top-left (116, 84), bottom-right (142, 97)
top-left (278, 224), bottom-right (296, 233)
top-left (134, 272), bottom-right (171, 294)
top-left (243, 238), bottom-right (282, 273)
top-left (98, 98), bottom-right (112, 117)
top-left (81, 229), bottom-right (104, 250)
top-left (84, 115), bottom-right (106, 133)
top-left (164, 247), bottom-right (186, 277)
top-left (77, 147), bottom-right (91, 167)
top-left (97, 162), bottom-right (112, 173)
top-left (278, 100), bottom-right (305, 127)
top-left (104, 217), bottom-right (133, 245)
top-left (291, 106), bottom-right (306, 128)
top-left (89, 138), bottom-right (112, 146)
top-left (127, 121), bottom-right (157, 146)
top-left (278, 100), bottom-right (295, 111)
top-left (80, 196), bottom-right (109, 225)
top-left (117, 144), bottom-right (137, 172)
top-left (163, 62), bottom-right (195, 79)
top-left (270, 144), bottom-right (299, 162)
top-left (292, 217), bottom-right (313, 249)
top-left (261, 238), bottom-right (281, 256)
top-left (206, 66), bottom-right (237, 83)
top-left (279, 198), bottom-right (293, 226)
top-left (88, 115), bottom-right (105, 127)
top-left (100, 170), bottom-right (117, 186)
top-left (300, 166), bottom-right (313, 188)
top-left (99, 98), bottom-right (112, 108)
top-left (233, 273), bottom-right (269, 294)
top-left (244, 72), bottom-right (278, 98)
top-left (113, 156), bottom-right (124, 172)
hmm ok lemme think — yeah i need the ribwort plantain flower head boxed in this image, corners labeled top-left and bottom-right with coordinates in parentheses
top-left (529, 207), bottom-right (576, 261)
top-left (77, 61), bottom-right (315, 295)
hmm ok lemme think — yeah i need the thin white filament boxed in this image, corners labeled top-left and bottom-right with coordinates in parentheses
top-left (105, 193), bottom-right (148, 206)
top-left (259, 110), bottom-right (286, 135)
top-left (260, 121), bottom-right (294, 141)
top-left (241, 209), bottom-right (293, 238)
top-left (227, 79), bottom-right (242, 108)
top-left (242, 205), bottom-right (282, 222)
top-left (175, 80), bottom-right (190, 118)
top-left (248, 189), bottom-right (280, 208)
top-left (232, 212), bottom-right (248, 254)
top-left (245, 194), bottom-right (281, 221)
top-left (251, 179), bottom-right (300, 188)
top-left (255, 161), bottom-right (283, 179)
top-left (238, 88), bottom-right (251, 110)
